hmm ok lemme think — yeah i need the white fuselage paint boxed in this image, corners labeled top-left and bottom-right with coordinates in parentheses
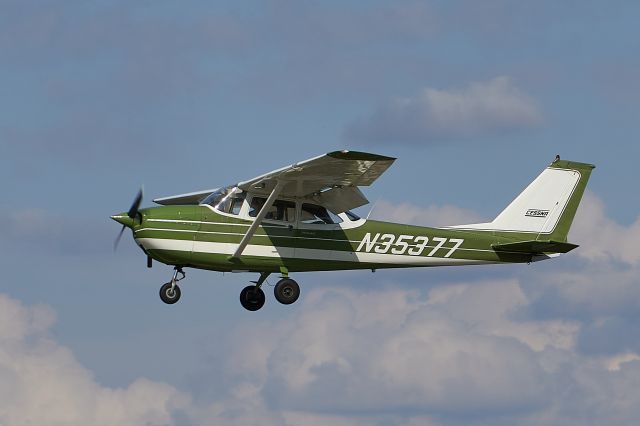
top-left (135, 237), bottom-right (494, 267)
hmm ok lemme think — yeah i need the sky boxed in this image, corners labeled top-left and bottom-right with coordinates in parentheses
top-left (1, 0), bottom-right (640, 425)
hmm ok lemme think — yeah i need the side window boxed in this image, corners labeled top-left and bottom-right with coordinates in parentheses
top-left (249, 197), bottom-right (296, 222)
top-left (230, 197), bottom-right (244, 215)
top-left (248, 197), bottom-right (265, 217)
top-left (301, 203), bottom-right (343, 224)
top-left (272, 200), bottom-right (296, 221)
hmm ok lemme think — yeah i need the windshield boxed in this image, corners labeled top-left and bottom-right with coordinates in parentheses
top-left (201, 186), bottom-right (246, 215)
top-left (201, 186), bottom-right (230, 206)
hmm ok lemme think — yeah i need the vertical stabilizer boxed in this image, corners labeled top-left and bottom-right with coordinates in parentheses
top-left (451, 157), bottom-right (595, 242)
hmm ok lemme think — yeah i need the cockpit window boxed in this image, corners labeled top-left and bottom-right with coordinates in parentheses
top-left (217, 193), bottom-right (246, 215)
top-left (301, 203), bottom-right (343, 224)
top-left (201, 187), bottom-right (227, 207)
top-left (201, 186), bottom-right (246, 215)
top-left (249, 197), bottom-right (296, 222)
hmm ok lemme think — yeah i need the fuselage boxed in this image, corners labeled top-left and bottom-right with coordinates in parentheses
top-left (129, 204), bottom-right (534, 273)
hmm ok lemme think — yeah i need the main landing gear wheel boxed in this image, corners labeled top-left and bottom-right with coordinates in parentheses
top-left (274, 278), bottom-right (300, 305)
top-left (240, 285), bottom-right (265, 311)
top-left (159, 282), bottom-right (181, 304)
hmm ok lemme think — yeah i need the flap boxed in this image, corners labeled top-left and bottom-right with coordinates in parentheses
top-left (310, 186), bottom-right (369, 214)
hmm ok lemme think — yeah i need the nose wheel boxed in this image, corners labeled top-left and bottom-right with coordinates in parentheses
top-left (159, 267), bottom-right (184, 304)
top-left (160, 282), bottom-right (181, 304)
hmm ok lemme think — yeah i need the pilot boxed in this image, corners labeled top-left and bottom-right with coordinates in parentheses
top-left (249, 197), bottom-right (265, 217)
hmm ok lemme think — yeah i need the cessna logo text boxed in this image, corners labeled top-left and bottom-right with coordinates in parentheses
top-left (525, 209), bottom-right (549, 218)
top-left (356, 233), bottom-right (464, 258)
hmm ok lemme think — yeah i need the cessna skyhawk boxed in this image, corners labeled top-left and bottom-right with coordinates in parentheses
top-left (112, 151), bottom-right (594, 311)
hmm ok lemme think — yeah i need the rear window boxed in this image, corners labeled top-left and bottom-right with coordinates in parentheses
top-left (301, 203), bottom-right (343, 224)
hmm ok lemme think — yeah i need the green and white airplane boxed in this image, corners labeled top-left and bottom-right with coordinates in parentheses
top-left (112, 151), bottom-right (594, 311)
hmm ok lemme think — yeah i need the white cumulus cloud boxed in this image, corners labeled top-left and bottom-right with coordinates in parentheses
top-left (225, 284), bottom-right (564, 415)
top-left (3, 191), bottom-right (640, 426)
top-left (217, 281), bottom-right (640, 425)
top-left (345, 76), bottom-right (542, 144)
top-left (0, 294), bottom-right (191, 426)
top-left (371, 199), bottom-right (485, 227)
top-left (570, 191), bottom-right (640, 265)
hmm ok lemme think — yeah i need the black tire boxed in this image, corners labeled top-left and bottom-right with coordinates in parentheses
top-left (274, 278), bottom-right (300, 305)
top-left (240, 285), bottom-right (265, 311)
top-left (159, 282), bottom-right (181, 304)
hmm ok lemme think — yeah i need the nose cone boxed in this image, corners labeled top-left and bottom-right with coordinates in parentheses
top-left (111, 213), bottom-right (134, 228)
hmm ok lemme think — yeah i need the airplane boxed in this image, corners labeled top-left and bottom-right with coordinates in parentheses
top-left (112, 150), bottom-right (595, 311)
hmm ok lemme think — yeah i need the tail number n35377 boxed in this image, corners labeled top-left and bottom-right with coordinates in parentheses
top-left (356, 233), bottom-right (464, 258)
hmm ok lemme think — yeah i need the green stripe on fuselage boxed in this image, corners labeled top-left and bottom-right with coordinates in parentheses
top-left (132, 205), bottom-right (531, 273)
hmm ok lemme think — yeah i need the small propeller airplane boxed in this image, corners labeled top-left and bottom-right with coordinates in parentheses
top-left (112, 151), bottom-right (594, 311)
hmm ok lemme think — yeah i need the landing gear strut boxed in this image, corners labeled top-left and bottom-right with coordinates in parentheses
top-left (159, 267), bottom-right (184, 304)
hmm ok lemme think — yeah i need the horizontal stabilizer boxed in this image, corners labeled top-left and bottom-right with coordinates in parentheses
top-left (492, 240), bottom-right (579, 254)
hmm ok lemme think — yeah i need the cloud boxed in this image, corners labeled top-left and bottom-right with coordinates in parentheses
top-left (514, 191), bottom-right (640, 361)
top-left (371, 199), bottom-right (485, 227)
top-left (345, 76), bottom-right (542, 145)
top-left (0, 293), bottom-right (191, 426)
top-left (4, 278), bottom-right (639, 426)
top-left (205, 191), bottom-right (640, 425)
top-left (570, 191), bottom-right (640, 265)
top-left (217, 282), bottom-right (640, 425)
top-left (238, 284), bottom-right (555, 415)
top-left (4, 191), bottom-right (640, 426)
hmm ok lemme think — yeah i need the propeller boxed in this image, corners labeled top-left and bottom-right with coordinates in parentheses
top-left (113, 187), bottom-right (143, 251)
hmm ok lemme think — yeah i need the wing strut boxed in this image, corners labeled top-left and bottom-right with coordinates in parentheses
top-left (231, 180), bottom-right (285, 259)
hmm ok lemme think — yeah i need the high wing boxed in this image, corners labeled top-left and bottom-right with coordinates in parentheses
top-left (238, 150), bottom-right (396, 213)
top-left (231, 150), bottom-right (395, 259)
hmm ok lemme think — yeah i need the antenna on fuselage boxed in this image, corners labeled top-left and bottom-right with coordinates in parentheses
top-left (365, 198), bottom-right (380, 221)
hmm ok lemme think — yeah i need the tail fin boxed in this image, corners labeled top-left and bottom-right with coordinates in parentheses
top-left (452, 157), bottom-right (595, 243)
